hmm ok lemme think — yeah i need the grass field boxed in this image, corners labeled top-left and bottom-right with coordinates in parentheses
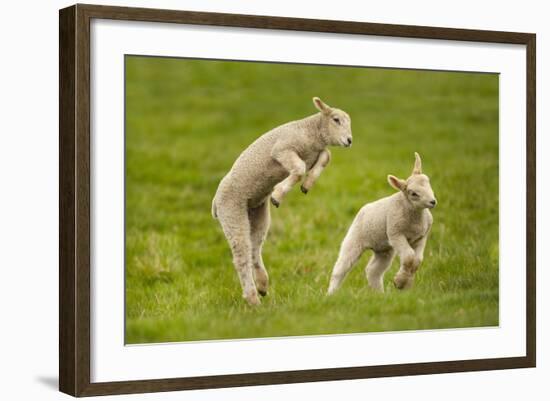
top-left (125, 56), bottom-right (499, 344)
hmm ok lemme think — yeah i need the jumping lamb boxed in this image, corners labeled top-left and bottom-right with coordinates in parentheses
top-left (212, 97), bottom-right (353, 305)
top-left (327, 152), bottom-right (436, 294)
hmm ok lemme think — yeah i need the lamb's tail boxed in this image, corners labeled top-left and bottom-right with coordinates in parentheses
top-left (211, 197), bottom-right (218, 219)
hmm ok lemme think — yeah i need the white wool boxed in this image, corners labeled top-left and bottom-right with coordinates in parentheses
top-left (213, 97), bottom-right (353, 305)
top-left (328, 153), bottom-right (436, 294)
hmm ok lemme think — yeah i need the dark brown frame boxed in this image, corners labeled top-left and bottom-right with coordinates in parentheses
top-left (59, 3), bottom-right (536, 397)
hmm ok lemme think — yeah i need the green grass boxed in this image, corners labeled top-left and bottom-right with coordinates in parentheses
top-left (125, 56), bottom-right (499, 344)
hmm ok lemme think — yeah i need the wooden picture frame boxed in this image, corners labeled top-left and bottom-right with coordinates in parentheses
top-left (59, 3), bottom-right (536, 397)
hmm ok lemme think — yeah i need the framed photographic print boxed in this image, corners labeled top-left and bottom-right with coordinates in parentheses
top-left (59, 3), bottom-right (536, 397)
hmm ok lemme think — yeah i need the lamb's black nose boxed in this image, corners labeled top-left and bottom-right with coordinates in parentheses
top-left (347, 138), bottom-right (352, 145)
top-left (430, 199), bottom-right (437, 206)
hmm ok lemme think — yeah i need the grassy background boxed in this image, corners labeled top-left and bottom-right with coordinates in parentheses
top-left (125, 56), bottom-right (499, 344)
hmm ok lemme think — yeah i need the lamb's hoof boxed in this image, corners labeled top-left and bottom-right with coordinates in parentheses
top-left (393, 277), bottom-right (404, 290)
top-left (258, 289), bottom-right (267, 297)
top-left (245, 294), bottom-right (261, 306)
top-left (300, 185), bottom-right (308, 194)
top-left (368, 285), bottom-right (385, 293)
top-left (270, 197), bottom-right (280, 208)
top-left (393, 275), bottom-right (413, 290)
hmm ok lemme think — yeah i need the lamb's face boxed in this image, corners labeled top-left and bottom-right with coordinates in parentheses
top-left (387, 152), bottom-right (437, 210)
top-left (405, 174), bottom-right (437, 209)
top-left (325, 108), bottom-right (353, 148)
top-left (312, 97), bottom-right (353, 147)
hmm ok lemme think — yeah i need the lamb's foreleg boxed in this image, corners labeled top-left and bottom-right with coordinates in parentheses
top-left (365, 249), bottom-right (395, 292)
top-left (390, 235), bottom-right (419, 290)
top-left (301, 149), bottom-right (331, 194)
top-left (412, 235), bottom-right (428, 269)
top-left (249, 201), bottom-right (270, 297)
top-left (271, 150), bottom-right (306, 207)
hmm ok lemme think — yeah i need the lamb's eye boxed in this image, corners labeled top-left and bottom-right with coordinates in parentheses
top-left (332, 117), bottom-right (340, 124)
top-left (410, 191), bottom-right (419, 197)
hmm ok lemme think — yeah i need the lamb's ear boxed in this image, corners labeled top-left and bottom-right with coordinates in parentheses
top-left (388, 175), bottom-right (407, 191)
top-left (412, 152), bottom-right (422, 175)
top-left (313, 97), bottom-right (332, 115)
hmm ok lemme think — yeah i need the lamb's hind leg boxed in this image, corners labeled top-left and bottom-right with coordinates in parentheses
top-left (217, 204), bottom-right (260, 305)
top-left (249, 200), bottom-right (270, 297)
top-left (365, 249), bottom-right (395, 292)
top-left (327, 223), bottom-right (366, 295)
